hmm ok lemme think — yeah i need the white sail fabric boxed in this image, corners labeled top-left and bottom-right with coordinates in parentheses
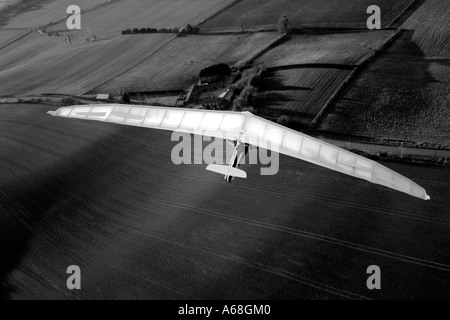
top-left (48, 104), bottom-right (430, 200)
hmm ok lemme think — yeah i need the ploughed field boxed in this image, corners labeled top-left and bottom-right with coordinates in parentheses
top-left (94, 32), bottom-right (280, 93)
top-left (255, 30), bottom-right (398, 67)
top-left (0, 30), bottom-right (280, 96)
top-left (1, 0), bottom-right (107, 28)
top-left (316, 0), bottom-right (450, 148)
top-left (402, 0), bottom-right (450, 56)
top-left (0, 0), bottom-right (449, 300)
top-left (0, 32), bottom-right (174, 95)
top-left (256, 68), bottom-right (352, 127)
top-left (201, 0), bottom-right (414, 30)
top-left (1, 104), bottom-right (449, 299)
top-left (46, 0), bottom-right (237, 43)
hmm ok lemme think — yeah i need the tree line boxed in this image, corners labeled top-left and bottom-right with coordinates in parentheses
top-left (122, 24), bottom-right (200, 35)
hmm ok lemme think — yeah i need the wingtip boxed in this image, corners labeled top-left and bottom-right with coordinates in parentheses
top-left (425, 195), bottom-right (431, 201)
top-left (47, 111), bottom-right (56, 116)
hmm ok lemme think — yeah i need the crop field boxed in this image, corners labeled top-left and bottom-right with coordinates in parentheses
top-left (256, 68), bottom-right (352, 127)
top-left (401, 0), bottom-right (450, 56)
top-left (95, 32), bottom-right (280, 93)
top-left (46, 0), bottom-right (236, 42)
top-left (0, 32), bottom-right (173, 95)
top-left (201, 0), bottom-right (414, 29)
top-left (316, 31), bottom-right (450, 148)
top-left (1, 103), bottom-right (449, 299)
top-left (2, 0), bottom-right (108, 28)
top-left (256, 30), bottom-right (398, 67)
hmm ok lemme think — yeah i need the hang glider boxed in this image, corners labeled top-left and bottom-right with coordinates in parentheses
top-left (48, 104), bottom-right (430, 200)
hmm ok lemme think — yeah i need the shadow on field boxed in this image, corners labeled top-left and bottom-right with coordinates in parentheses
top-left (259, 72), bottom-right (313, 93)
top-left (256, 72), bottom-right (312, 111)
top-left (391, 0), bottom-right (426, 27)
top-left (317, 29), bottom-right (435, 138)
top-left (0, 107), bottom-right (130, 299)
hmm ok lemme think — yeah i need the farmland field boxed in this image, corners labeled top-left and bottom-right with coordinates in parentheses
top-left (46, 0), bottom-right (237, 42)
top-left (256, 30), bottom-right (398, 67)
top-left (0, 32), bottom-right (173, 95)
top-left (94, 32), bottom-right (281, 93)
top-left (316, 30), bottom-right (450, 148)
top-left (201, 0), bottom-right (414, 29)
top-left (0, 0), bottom-right (449, 301)
top-left (1, 0), bottom-right (108, 28)
top-left (0, 29), bottom-right (29, 48)
top-left (256, 68), bottom-right (352, 127)
top-left (0, 31), bottom-right (62, 73)
top-left (401, 0), bottom-right (450, 56)
top-left (1, 103), bottom-right (449, 299)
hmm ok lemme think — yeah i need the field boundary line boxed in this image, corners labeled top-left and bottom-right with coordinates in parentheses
top-left (309, 68), bottom-right (357, 127)
top-left (267, 63), bottom-right (355, 71)
top-left (388, 0), bottom-right (423, 28)
top-left (0, 29), bottom-right (32, 50)
top-left (197, 0), bottom-right (245, 28)
top-left (309, 28), bottom-right (402, 127)
top-left (242, 33), bottom-right (287, 66)
top-left (245, 33), bottom-right (288, 65)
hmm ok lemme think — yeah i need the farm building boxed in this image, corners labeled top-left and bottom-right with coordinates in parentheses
top-left (96, 93), bottom-right (111, 101)
top-left (199, 88), bottom-right (235, 110)
top-left (200, 97), bottom-right (223, 109)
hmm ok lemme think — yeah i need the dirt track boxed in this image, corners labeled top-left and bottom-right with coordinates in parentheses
top-left (1, 104), bottom-right (449, 299)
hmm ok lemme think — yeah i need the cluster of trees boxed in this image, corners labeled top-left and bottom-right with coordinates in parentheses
top-left (61, 97), bottom-right (80, 106)
top-left (199, 63), bottom-right (231, 78)
top-left (276, 115), bottom-right (290, 126)
top-left (178, 24), bottom-right (200, 35)
top-left (121, 24), bottom-right (200, 36)
top-left (232, 66), bottom-right (266, 112)
top-left (278, 14), bottom-right (289, 33)
top-left (122, 27), bottom-right (169, 35)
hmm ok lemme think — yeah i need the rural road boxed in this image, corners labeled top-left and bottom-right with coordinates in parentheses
top-left (1, 103), bottom-right (449, 299)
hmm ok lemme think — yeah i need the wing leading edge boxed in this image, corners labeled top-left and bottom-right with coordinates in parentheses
top-left (48, 104), bottom-right (430, 200)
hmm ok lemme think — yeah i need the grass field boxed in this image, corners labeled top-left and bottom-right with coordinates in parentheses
top-left (402, 0), bottom-right (450, 56)
top-left (256, 30), bottom-right (398, 67)
top-left (1, 0), bottom-right (108, 28)
top-left (46, 0), bottom-right (236, 42)
top-left (201, 0), bottom-right (414, 29)
top-left (256, 68), bottom-right (352, 127)
top-left (1, 103), bottom-right (449, 299)
top-left (94, 32), bottom-right (280, 94)
top-left (0, 32), bottom-right (173, 95)
top-left (316, 30), bottom-right (450, 148)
